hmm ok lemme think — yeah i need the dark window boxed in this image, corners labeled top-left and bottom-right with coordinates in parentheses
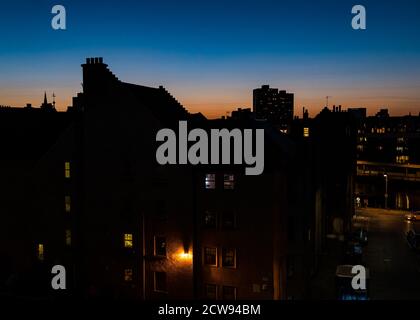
top-left (205, 284), bottom-right (218, 299)
top-left (204, 247), bottom-right (217, 266)
top-left (154, 236), bottom-right (167, 257)
top-left (205, 174), bottom-right (216, 189)
top-left (221, 211), bottom-right (236, 229)
top-left (223, 174), bottom-right (235, 189)
top-left (124, 268), bottom-right (133, 282)
top-left (222, 248), bottom-right (236, 268)
top-left (222, 286), bottom-right (237, 300)
top-left (154, 272), bottom-right (167, 292)
top-left (203, 210), bottom-right (217, 228)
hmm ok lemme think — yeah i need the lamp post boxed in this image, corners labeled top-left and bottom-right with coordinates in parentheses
top-left (384, 174), bottom-right (388, 209)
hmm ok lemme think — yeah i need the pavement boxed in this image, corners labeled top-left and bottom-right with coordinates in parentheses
top-left (310, 208), bottom-right (420, 300)
top-left (358, 208), bottom-right (420, 300)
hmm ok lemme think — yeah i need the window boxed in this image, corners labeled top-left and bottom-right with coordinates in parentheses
top-left (65, 230), bottom-right (71, 246)
top-left (205, 284), bottom-right (218, 299)
top-left (396, 155), bottom-right (409, 164)
top-left (223, 174), bottom-right (234, 189)
top-left (303, 127), bottom-right (310, 138)
top-left (124, 268), bottom-right (133, 282)
top-left (222, 286), bottom-right (237, 300)
top-left (203, 210), bottom-right (217, 228)
top-left (221, 211), bottom-right (236, 229)
top-left (65, 196), bottom-right (71, 213)
top-left (205, 174), bottom-right (216, 189)
top-left (124, 233), bottom-right (133, 248)
top-left (37, 244), bottom-right (44, 261)
top-left (204, 247), bottom-right (217, 266)
top-left (154, 236), bottom-right (167, 257)
top-left (154, 272), bottom-right (167, 292)
top-left (64, 161), bottom-right (71, 178)
top-left (222, 248), bottom-right (236, 268)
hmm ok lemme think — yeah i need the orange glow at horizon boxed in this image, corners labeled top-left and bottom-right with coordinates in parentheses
top-left (1, 89), bottom-right (419, 119)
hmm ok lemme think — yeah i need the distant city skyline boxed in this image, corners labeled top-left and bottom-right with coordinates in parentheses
top-left (1, 0), bottom-right (420, 118)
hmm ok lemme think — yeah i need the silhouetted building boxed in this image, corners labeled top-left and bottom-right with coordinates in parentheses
top-left (253, 85), bottom-right (294, 133)
top-left (288, 105), bottom-right (358, 298)
top-left (0, 58), bottom-right (295, 301)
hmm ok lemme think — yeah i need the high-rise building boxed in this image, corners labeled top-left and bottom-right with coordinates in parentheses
top-left (253, 85), bottom-right (294, 133)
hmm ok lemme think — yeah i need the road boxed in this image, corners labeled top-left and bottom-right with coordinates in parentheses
top-left (357, 208), bottom-right (420, 300)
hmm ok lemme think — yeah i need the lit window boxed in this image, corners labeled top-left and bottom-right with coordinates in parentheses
top-left (154, 236), bottom-right (167, 257)
top-left (37, 244), bottom-right (44, 261)
top-left (222, 286), bottom-right (237, 300)
top-left (204, 247), bottom-right (217, 266)
top-left (203, 210), bottom-right (217, 228)
top-left (221, 211), bottom-right (236, 229)
top-left (205, 284), bottom-right (218, 299)
top-left (223, 174), bottom-right (234, 190)
top-left (65, 162), bottom-right (71, 178)
top-left (396, 155), bottom-right (409, 164)
top-left (124, 233), bottom-right (133, 248)
top-left (65, 230), bottom-right (71, 246)
top-left (65, 196), bottom-right (71, 213)
top-left (303, 127), bottom-right (310, 138)
top-left (222, 248), bottom-right (236, 268)
top-left (124, 268), bottom-right (133, 282)
top-left (205, 174), bottom-right (216, 189)
top-left (154, 272), bottom-right (167, 292)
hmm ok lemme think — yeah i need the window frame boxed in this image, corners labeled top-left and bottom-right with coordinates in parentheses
top-left (204, 283), bottom-right (218, 300)
top-left (154, 235), bottom-right (167, 257)
top-left (223, 174), bottom-right (235, 190)
top-left (205, 173), bottom-right (216, 190)
top-left (203, 247), bottom-right (218, 267)
top-left (154, 271), bottom-right (168, 293)
top-left (124, 233), bottom-right (133, 248)
top-left (222, 286), bottom-right (237, 300)
top-left (221, 248), bottom-right (237, 268)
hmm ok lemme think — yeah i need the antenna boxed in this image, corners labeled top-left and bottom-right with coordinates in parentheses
top-left (326, 96), bottom-right (332, 107)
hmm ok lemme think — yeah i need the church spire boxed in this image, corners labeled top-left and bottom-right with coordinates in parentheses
top-left (44, 91), bottom-right (48, 105)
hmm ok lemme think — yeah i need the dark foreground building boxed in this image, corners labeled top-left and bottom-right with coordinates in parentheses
top-left (0, 58), bottom-right (298, 300)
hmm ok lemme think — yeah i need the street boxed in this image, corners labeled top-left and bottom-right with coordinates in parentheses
top-left (358, 208), bottom-right (420, 300)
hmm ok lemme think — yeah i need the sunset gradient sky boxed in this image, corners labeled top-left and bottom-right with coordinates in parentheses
top-left (1, 0), bottom-right (420, 118)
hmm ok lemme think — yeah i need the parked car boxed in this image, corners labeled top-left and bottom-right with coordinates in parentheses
top-left (406, 227), bottom-right (420, 250)
top-left (405, 211), bottom-right (420, 222)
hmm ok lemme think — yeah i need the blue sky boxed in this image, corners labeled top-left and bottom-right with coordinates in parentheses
top-left (1, 0), bottom-right (420, 117)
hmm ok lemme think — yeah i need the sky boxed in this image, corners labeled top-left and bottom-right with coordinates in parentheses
top-left (0, 0), bottom-right (420, 118)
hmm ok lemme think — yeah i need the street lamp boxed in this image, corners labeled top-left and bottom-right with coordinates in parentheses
top-left (384, 174), bottom-right (388, 209)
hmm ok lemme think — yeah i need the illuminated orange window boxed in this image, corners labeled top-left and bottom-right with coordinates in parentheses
top-left (65, 230), bottom-right (71, 246)
top-left (65, 162), bottom-right (71, 178)
top-left (124, 268), bottom-right (133, 282)
top-left (37, 244), bottom-right (44, 261)
top-left (303, 127), bottom-right (310, 138)
top-left (124, 233), bottom-right (133, 248)
top-left (65, 196), bottom-right (71, 213)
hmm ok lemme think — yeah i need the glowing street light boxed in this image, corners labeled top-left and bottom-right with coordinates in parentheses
top-left (384, 174), bottom-right (388, 209)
